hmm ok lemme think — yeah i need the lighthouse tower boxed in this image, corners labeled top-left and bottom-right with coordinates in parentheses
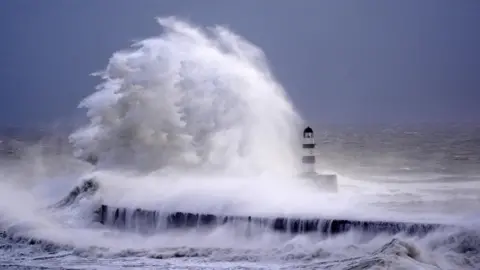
top-left (300, 126), bottom-right (338, 192)
top-left (302, 126), bottom-right (316, 174)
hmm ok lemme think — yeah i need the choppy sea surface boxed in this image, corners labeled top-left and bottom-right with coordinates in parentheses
top-left (1, 124), bottom-right (480, 270)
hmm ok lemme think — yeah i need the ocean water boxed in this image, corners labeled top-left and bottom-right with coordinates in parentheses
top-left (1, 17), bottom-right (480, 269)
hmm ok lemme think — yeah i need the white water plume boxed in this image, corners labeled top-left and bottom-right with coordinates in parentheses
top-left (70, 17), bottom-right (302, 175)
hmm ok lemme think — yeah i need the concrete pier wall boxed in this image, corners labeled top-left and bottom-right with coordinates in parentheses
top-left (95, 204), bottom-right (446, 236)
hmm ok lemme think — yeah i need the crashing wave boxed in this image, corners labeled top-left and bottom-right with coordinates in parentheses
top-left (69, 17), bottom-right (302, 175)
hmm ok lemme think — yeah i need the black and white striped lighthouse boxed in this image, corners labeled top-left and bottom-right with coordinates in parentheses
top-left (302, 126), bottom-right (316, 174)
top-left (300, 126), bottom-right (338, 192)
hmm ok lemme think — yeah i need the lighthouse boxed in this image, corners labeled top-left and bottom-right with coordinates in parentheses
top-left (302, 126), bottom-right (316, 174)
top-left (300, 126), bottom-right (338, 192)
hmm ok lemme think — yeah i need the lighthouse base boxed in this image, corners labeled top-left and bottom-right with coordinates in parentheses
top-left (301, 172), bottom-right (338, 192)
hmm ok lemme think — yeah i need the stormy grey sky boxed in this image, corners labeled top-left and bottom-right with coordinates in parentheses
top-left (1, 0), bottom-right (479, 128)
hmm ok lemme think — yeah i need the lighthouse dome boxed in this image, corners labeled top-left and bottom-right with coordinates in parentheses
top-left (303, 126), bottom-right (314, 138)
